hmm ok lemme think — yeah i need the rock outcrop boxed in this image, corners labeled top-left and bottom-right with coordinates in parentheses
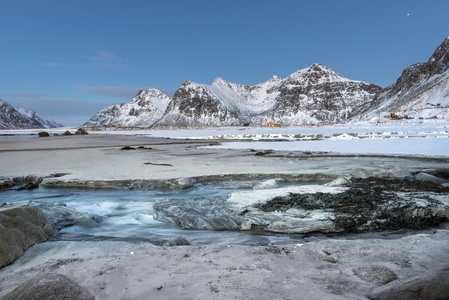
top-left (0, 206), bottom-right (53, 268)
top-left (153, 175), bottom-right (449, 234)
top-left (366, 267), bottom-right (449, 300)
top-left (2, 273), bottom-right (95, 300)
top-left (74, 128), bottom-right (88, 135)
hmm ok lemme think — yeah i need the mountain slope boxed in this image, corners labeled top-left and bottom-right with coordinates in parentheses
top-left (83, 88), bottom-right (171, 127)
top-left (0, 99), bottom-right (63, 129)
top-left (157, 76), bottom-right (283, 126)
top-left (253, 63), bottom-right (381, 124)
top-left (359, 36), bottom-right (449, 120)
top-left (157, 63), bottom-right (380, 126)
top-left (14, 106), bottom-right (63, 128)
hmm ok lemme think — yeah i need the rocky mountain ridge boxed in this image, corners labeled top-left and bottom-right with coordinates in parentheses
top-left (83, 88), bottom-right (171, 127)
top-left (359, 36), bottom-right (449, 120)
top-left (84, 35), bottom-right (449, 127)
top-left (85, 63), bottom-right (382, 127)
top-left (0, 99), bottom-right (62, 129)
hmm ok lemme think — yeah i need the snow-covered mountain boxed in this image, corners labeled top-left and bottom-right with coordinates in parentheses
top-left (157, 75), bottom-right (283, 126)
top-left (359, 36), bottom-right (449, 120)
top-left (83, 88), bottom-right (171, 127)
top-left (83, 36), bottom-right (449, 127)
top-left (0, 99), bottom-right (63, 129)
top-left (157, 63), bottom-right (381, 126)
top-left (252, 63), bottom-right (381, 125)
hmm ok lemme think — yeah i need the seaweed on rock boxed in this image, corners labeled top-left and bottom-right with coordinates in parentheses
top-left (256, 179), bottom-right (448, 233)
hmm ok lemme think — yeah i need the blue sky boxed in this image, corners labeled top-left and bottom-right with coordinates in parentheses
top-left (1, 0), bottom-right (448, 126)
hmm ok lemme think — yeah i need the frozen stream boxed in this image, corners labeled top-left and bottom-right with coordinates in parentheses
top-left (2, 182), bottom-right (326, 246)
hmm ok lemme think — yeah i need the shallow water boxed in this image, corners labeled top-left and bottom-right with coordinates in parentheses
top-left (4, 181), bottom-right (440, 246)
top-left (2, 182), bottom-right (316, 246)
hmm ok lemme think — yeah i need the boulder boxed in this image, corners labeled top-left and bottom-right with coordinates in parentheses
top-left (38, 131), bottom-right (50, 137)
top-left (74, 128), bottom-right (88, 135)
top-left (2, 273), bottom-right (95, 300)
top-left (0, 206), bottom-right (53, 269)
top-left (61, 130), bottom-right (72, 136)
top-left (366, 267), bottom-right (449, 300)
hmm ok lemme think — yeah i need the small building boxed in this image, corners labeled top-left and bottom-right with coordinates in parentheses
top-left (266, 122), bottom-right (283, 128)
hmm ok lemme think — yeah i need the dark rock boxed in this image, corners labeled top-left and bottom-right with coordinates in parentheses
top-left (0, 179), bottom-right (15, 189)
top-left (366, 267), bottom-right (449, 300)
top-left (74, 128), bottom-right (88, 135)
top-left (0, 206), bottom-right (53, 269)
top-left (16, 183), bottom-right (39, 190)
top-left (62, 130), bottom-right (72, 136)
top-left (433, 168), bottom-right (449, 180)
top-left (38, 131), bottom-right (50, 137)
top-left (143, 162), bottom-right (173, 166)
top-left (256, 178), bottom-right (449, 233)
top-left (121, 146), bottom-right (136, 150)
top-left (255, 150), bottom-right (273, 156)
top-left (2, 273), bottom-right (95, 300)
top-left (16, 182), bottom-right (40, 190)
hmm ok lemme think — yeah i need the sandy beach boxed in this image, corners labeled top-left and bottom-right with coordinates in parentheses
top-left (1, 133), bottom-right (449, 299)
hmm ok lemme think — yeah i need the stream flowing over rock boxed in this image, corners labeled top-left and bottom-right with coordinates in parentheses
top-left (153, 177), bottom-right (449, 234)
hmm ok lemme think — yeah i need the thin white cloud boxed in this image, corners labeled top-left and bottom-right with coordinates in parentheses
top-left (29, 50), bottom-right (128, 70)
top-left (80, 86), bottom-right (143, 98)
top-left (76, 49), bottom-right (129, 69)
top-left (89, 50), bottom-right (122, 61)
top-left (0, 91), bottom-right (47, 98)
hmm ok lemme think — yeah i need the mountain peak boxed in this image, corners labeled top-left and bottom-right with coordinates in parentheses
top-left (285, 63), bottom-right (349, 85)
top-left (212, 77), bottom-right (230, 86)
top-left (268, 75), bottom-right (283, 82)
